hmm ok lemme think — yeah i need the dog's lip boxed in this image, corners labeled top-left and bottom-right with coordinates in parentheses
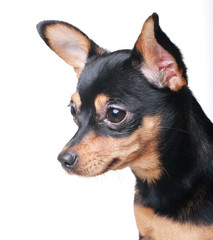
top-left (105, 158), bottom-right (121, 171)
top-left (59, 155), bottom-right (122, 175)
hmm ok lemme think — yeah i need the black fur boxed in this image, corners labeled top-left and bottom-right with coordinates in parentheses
top-left (134, 86), bottom-right (213, 225)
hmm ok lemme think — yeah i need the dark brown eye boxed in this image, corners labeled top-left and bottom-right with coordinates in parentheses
top-left (68, 101), bottom-right (77, 117)
top-left (106, 108), bottom-right (126, 123)
top-left (71, 105), bottom-right (76, 117)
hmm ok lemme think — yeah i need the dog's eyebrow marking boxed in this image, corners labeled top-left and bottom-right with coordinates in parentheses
top-left (71, 92), bottom-right (82, 111)
top-left (94, 94), bottom-right (110, 114)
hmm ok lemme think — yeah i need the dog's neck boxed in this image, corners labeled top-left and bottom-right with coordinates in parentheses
top-left (134, 89), bottom-right (213, 223)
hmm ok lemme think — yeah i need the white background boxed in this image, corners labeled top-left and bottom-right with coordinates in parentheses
top-left (0, 0), bottom-right (213, 239)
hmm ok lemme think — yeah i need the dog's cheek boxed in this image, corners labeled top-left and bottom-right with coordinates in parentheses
top-left (111, 115), bottom-right (162, 183)
top-left (130, 116), bottom-right (162, 184)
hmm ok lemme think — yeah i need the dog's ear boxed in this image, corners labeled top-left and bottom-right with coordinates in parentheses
top-left (133, 13), bottom-right (187, 91)
top-left (37, 21), bottom-right (106, 78)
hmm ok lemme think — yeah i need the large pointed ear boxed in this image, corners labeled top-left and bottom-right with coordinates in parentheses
top-left (133, 13), bottom-right (187, 91)
top-left (37, 21), bottom-right (106, 78)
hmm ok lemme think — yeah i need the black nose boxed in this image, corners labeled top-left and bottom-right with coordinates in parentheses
top-left (57, 151), bottom-right (78, 171)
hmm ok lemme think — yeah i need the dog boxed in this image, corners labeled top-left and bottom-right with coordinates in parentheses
top-left (37, 13), bottom-right (213, 240)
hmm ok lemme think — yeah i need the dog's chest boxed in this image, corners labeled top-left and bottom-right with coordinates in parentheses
top-left (134, 205), bottom-right (213, 240)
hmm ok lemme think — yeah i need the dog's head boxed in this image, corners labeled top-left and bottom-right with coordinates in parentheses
top-left (37, 13), bottom-right (187, 183)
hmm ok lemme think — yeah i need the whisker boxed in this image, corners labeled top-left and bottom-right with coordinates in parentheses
top-left (158, 161), bottom-right (170, 178)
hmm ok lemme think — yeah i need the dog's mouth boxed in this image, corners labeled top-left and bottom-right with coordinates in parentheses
top-left (105, 158), bottom-right (121, 171)
top-left (70, 157), bottom-right (123, 177)
top-left (104, 156), bottom-right (135, 173)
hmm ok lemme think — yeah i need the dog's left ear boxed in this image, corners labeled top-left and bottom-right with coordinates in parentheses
top-left (133, 13), bottom-right (187, 91)
top-left (37, 21), bottom-right (106, 78)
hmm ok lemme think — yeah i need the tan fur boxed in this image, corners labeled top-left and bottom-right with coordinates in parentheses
top-left (94, 94), bottom-right (109, 115)
top-left (134, 204), bottom-right (213, 240)
top-left (131, 117), bottom-right (162, 184)
top-left (71, 92), bottom-right (82, 112)
top-left (65, 116), bottom-right (162, 182)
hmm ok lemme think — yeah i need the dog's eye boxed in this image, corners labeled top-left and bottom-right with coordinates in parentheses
top-left (71, 105), bottom-right (76, 117)
top-left (106, 108), bottom-right (126, 123)
top-left (68, 101), bottom-right (77, 117)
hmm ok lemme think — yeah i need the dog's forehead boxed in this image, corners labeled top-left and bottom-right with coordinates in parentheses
top-left (77, 50), bottom-right (132, 100)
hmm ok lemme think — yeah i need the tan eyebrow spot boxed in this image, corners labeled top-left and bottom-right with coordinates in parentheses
top-left (94, 94), bottom-right (110, 114)
top-left (71, 92), bottom-right (82, 111)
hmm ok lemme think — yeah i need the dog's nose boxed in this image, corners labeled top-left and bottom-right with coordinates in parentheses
top-left (57, 151), bottom-right (78, 171)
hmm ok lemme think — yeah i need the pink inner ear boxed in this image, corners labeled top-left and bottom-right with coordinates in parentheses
top-left (157, 48), bottom-right (178, 84)
top-left (143, 43), bottom-right (186, 91)
top-left (158, 49), bottom-right (175, 71)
